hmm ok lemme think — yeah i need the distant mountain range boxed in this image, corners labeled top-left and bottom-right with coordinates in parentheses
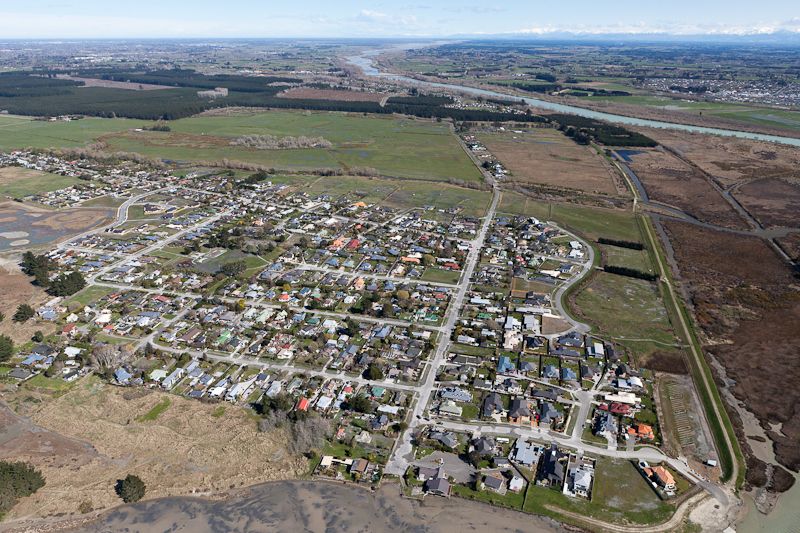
top-left (449, 30), bottom-right (800, 45)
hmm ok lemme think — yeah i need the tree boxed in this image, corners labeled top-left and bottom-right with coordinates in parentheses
top-left (13, 304), bottom-right (34, 323)
top-left (48, 271), bottom-right (86, 297)
top-left (32, 330), bottom-right (44, 343)
top-left (259, 393), bottom-right (293, 415)
top-left (364, 363), bottom-right (384, 381)
top-left (346, 395), bottom-right (373, 414)
top-left (0, 335), bottom-right (13, 362)
top-left (220, 259), bottom-right (247, 278)
top-left (0, 461), bottom-right (45, 514)
top-left (115, 474), bottom-right (146, 503)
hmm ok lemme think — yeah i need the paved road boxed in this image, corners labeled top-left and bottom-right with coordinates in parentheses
top-left (55, 189), bottom-right (165, 252)
top-left (385, 185), bottom-right (502, 476)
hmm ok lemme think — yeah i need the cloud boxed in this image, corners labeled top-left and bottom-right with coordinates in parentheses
top-left (510, 19), bottom-right (800, 36)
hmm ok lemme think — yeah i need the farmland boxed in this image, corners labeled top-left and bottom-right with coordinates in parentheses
top-left (0, 111), bottom-right (483, 183)
top-left (0, 167), bottom-right (81, 199)
top-left (477, 129), bottom-right (624, 195)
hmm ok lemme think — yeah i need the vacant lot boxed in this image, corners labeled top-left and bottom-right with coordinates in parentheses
top-left (522, 457), bottom-right (674, 526)
top-left (733, 177), bottom-right (800, 228)
top-left (572, 271), bottom-right (678, 361)
top-left (663, 220), bottom-right (800, 474)
top-left (498, 193), bottom-right (643, 243)
top-left (626, 148), bottom-right (746, 229)
top-left (278, 87), bottom-right (386, 102)
top-left (0, 167), bottom-right (81, 199)
top-left (479, 129), bottom-right (623, 195)
top-left (0, 376), bottom-right (304, 521)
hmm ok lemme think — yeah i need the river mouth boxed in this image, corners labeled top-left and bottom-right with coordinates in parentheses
top-left (345, 50), bottom-right (800, 148)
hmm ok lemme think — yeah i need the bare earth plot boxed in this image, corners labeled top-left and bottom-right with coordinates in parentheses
top-left (478, 129), bottom-right (625, 195)
top-left (626, 148), bottom-right (747, 229)
top-left (0, 376), bottom-right (304, 521)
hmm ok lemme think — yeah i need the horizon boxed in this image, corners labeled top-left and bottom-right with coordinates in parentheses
top-left (1, 0), bottom-right (799, 40)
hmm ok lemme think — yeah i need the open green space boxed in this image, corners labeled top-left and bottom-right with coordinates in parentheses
top-left (64, 285), bottom-right (115, 308)
top-left (420, 268), bottom-right (461, 285)
top-left (522, 457), bottom-right (674, 526)
top-left (0, 168), bottom-right (81, 199)
top-left (600, 244), bottom-right (654, 273)
top-left (0, 111), bottom-right (482, 183)
top-left (583, 94), bottom-right (800, 133)
top-left (573, 272), bottom-right (677, 348)
top-left (108, 111), bottom-right (482, 182)
top-left (0, 115), bottom-right (146, 150)
top-left (136, 397), bottom-right (172, 422)
top-left (499, 193), bottom-right (641, 242)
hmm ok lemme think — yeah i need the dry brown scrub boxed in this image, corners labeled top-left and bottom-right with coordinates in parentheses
top-left (733, 177), bottom-right (800, 228)
top-left (628, 148), bottom-right (747, 229)
top-left (0, 259), bottom-right (56, 343)
top-left (663, 220), bottom-right (800, 476)
top-left (634, 130), bottom-right (800, 229)
top-left (277, 87), bottom-right (386, 102)
top-left (0, 378), bottom-right (304, 521)
top-left (478, 129), bottom-right (625, 196)
top-left (776, 232), bottom-right (800, 261)
top-left (640, 128), bottom-right (800, 187)
top-left (230, 134), bottom-right (332, 150)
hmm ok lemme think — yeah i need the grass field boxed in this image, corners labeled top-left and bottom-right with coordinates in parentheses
top-left (64, 285), bottom-right (115, 308)
top-left (107, 111), bottom-right (482, 182)
top-left (522, 457), bottom-right (674, 526)
top-left (136, 397), bottom-right (172, 422)
top-left (600, 244), bottom-right (654, 273)
top-left (499, 193), bottom-right (642, 242)
top-left (0, 111), bottom-right (482, 183)
top-left (574, 272), bottom-right (677, 348)
top-left (420, 267), bottom-right (461, 285)
top-left (0, 167), bottom-right (81, 199)
top-left (0, 115), bottom-right (146, 150)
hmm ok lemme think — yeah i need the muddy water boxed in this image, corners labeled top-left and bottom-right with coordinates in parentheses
top-left (739, 474), bottom-right (800, 533)
top-left (73, 481), bottom-right (567, 533)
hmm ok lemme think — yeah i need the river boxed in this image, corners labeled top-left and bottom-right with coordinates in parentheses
top-left (70, 481), bottom-right (565, 533)
top-left (346, 51), bottom-right (800, 148)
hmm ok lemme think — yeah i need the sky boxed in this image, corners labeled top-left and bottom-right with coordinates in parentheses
top-left (2, 1), bottom-right (799, 39)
